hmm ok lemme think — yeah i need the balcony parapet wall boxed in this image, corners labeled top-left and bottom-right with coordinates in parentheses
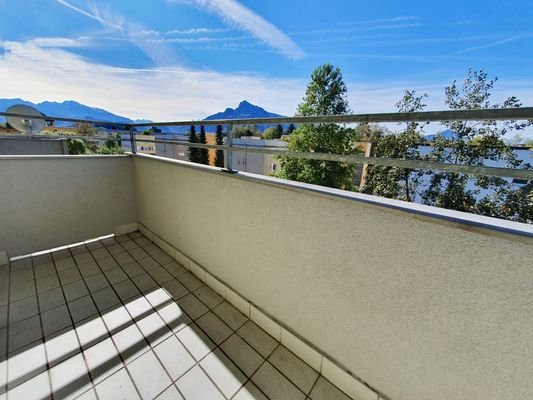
top-left (132, 153), bottom-right (533, 400)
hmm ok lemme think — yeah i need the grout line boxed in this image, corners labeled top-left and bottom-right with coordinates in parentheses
top-left (307, 373), bottom-right (321, 398)
top-left (5, 232), bottom-right (350, 400)
top-left (31, 252), bottom-right (53, 400)
top-left (139, 222), bottom-right (383, 400)
top-left (65, 244), bottom-right (102, 400)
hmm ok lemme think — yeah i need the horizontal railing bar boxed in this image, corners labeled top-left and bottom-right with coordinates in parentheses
top-left (0, 112), bottom-right (130, 127)
top-left (0, 134), bottom-right (122, 142)
top-left (133, 138), bottom-right (533, 180)
top-left (128, 107), bottom-right (533, 127)
top-left (2, 107), bottom-right (533, 129)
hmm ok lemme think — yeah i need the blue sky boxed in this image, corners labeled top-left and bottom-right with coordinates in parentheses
top-left (0, 0), bottom-right (532, 122)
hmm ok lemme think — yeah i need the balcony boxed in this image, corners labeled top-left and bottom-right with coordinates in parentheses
top-left (1, 150), bottom-right (532, 400)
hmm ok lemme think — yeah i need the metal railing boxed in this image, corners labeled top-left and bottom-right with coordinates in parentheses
top-left (1, 108), bottom-right (532, 180)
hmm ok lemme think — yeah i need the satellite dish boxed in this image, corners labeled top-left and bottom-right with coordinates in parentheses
top-left (6, 104), bottom-right (47, 134)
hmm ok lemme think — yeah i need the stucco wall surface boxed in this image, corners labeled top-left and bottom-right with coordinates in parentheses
top-left (133, 155), bottom-right (533, 400)
top-left (0, 156), bottom-right (138, 256)
top-left (0, 137), bottom-right (67, 155)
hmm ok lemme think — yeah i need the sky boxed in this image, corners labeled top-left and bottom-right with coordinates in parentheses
top-left (0, 0), bottom-right (532, 125)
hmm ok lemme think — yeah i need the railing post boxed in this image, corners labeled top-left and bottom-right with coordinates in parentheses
top-left (129, 126), bottom-right (136, 154)
top-left (224, 123), bottom-right (237, 173)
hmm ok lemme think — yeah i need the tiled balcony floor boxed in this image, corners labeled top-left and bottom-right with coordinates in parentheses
top-left (0, 232), bottom-right (352, 400)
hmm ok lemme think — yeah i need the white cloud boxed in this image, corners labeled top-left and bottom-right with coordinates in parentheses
top-left (54, 0), bottom-right (178, 66)
top-left (165, 27), bottom-right (232, 35)
top-left (168, 0), bottom-right (305, 60)
top-left (28, 36), bottom-right (93, 48)
top-left (0, 40), bottom-right (304, 120)
top-left (452, 33), bottom-right (533, 55)
top-left (290, 23), bottom-right (422, 36)
top-left (55, 0), bottom-right (123, 31)
top-left (2, 39), bottom-right (532, 139)
top-left (148, 35), bottom-right (248, 44)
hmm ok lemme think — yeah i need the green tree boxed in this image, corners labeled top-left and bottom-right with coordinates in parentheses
top-left (263, 126), bottom-right (282, 140)
top-left (422, 69), bottom-right (528, 215)
top-left (198, 125), bottom-right (209, 165)
top-left (275, 124), bottom-right (284, 137)
top-left (361, 90), bottom-right (427, 202)
top-left (75, 123), bottom-right (97, 136)
top-left (232, 125), bottom-right (261, 138)
top-left (96, 139), bottom-right (124, 155)
top-left (188, 125), bottom-right (199, 163)
top-left (67, 138), bottom-right (89, 155)
top-left (214, 125), bottom-right (225, 168)
top-left (286, 124), bottom-right (296, 134)
top-left (278, 64), bottom-right (360, 190)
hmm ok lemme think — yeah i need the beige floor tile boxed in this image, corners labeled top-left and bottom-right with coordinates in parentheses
top-left (252, 362), bottom-right (305, 400)
top-left (196, 312), bottom-right (233, 345)
top-left (154, 335), bottom-right (195, 380)
top-left (155, 384), bottom-right (184, 400)
top-left (268, 346), bottom-right (318, 394)
top-left (49, 353), bottom-right (92, 400)
top-left (95, 368), bottom-right (140, 400)
top-left (7, 371), bottom-right (51, 400)
top-left (83, 337), bottom-right (123, 384)
top-left (156, 302), bottom-right (191, 333)
top-left (309, 377), bottom-right (352, 400)
top-left (127, 351), bottom-right (171, 400)
top-left (112, 324), bottom-right (149, 364)
top-left (193, 285), bottom-right (224, 309)
top-left (233, 381), bottom-right (269, 400)
top-left (176, 324), bottom-right (215, 361)
top-left (176, 365), bottom-right (224, 400)
top-left (238, 321), bottom-right (278, 358)
top-left (200, 348), bottom-right (247, 398)
top-left (213, 301), bottom-right (248, 331)
top-left (220, 333), bottom-right (264, 377)
top-left (176, 293), bottom-right (208, 320)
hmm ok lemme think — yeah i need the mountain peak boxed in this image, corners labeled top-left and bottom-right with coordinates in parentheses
top-left (204, 101), bottom-right (283, 121)
top-left (238, 100), bottom-right (253, 107)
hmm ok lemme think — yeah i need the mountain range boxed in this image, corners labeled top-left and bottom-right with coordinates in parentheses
top-left (0, 98), bottom-right (285, 132)
top-left (0, 98), bottom-right (135, 125)
top-left (1, 98), bottom-right (458, 140)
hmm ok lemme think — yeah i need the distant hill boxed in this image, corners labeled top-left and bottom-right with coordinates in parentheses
top-left (0, 98), bottom-right (287, 133)
top-left (424, 129), bottom-right (459, 142)
top-left (0, 98), bottom-right (135, 127)
top-left (204, 100), bottom-right (284, 121)
top-left (201, 100), bottom-right (287, 133)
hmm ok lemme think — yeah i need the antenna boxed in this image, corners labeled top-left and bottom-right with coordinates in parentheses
top-left (6, 104), bottom-right (47, 135)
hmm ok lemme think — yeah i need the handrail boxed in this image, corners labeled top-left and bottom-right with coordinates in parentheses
top-left (133, 137), bottom-right (533, 180)
top-left (2, 107), bottom-right (533, 128)
top-left (128, 107), bottom-right (533, 127)
top-left (1, 108), bottom-right (532, 179)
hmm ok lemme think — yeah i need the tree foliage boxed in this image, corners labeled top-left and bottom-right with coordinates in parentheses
top-left (214, 124), bottom-right (225, 168)
top-left (421, 69), bottom-right (530, 218)
top-left (263, 124), bottom-right (284, 140)
top-left (361, 90), bottom-right (427, 202)
top-left (75, 123), bottom-right (97, 136)
top-left (286, 124), bottom-right (296, 134)
top-left (67, 138), bottom-right (89, 155)
top-left (198, 125), bottom-right (209, 165)
top-left (188, 125), bottom-right (200, 163)
top-left (361, 69), bottom-right (532, 223)
top-left (66, 137), bottom-right (123, 155)
top-left (277, 64), bottom-right (361, 190)
top-left (233, 125), bottom-right (260, 138)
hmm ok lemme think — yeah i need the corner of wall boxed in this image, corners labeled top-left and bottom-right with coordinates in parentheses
top-left (115, 222), bottom-right (139, 236)
top-left (137, 222), bottom-right (383, 400)
top-left (0, 250), bottom-right (8, 266)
